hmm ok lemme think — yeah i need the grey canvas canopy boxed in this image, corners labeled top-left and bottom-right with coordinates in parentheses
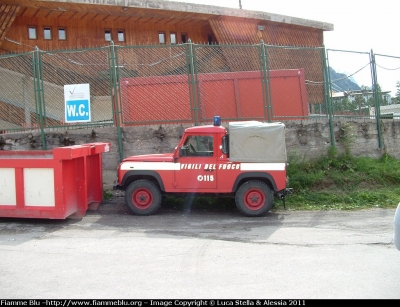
top-left (228, 121), bottom-right (287, 163)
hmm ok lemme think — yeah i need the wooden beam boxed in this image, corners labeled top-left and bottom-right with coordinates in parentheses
top-left (0, 4), bottom-right (20, 43)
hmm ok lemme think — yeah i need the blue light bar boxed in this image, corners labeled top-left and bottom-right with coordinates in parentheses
top-left (214, 116), bottom-right (221, 126)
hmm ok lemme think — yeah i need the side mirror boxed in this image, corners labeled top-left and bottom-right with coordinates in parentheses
top-left (179, 146), bottom-right (187, 156)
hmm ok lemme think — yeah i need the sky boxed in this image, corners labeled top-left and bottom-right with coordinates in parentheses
top-left (169, 0), bottom-right (400, 94)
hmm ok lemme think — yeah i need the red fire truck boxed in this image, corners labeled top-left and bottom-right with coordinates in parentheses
top-left (114, 116), bottom-right (291, 217)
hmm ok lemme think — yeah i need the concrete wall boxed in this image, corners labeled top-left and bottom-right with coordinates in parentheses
top-left (1, 119), bottom-right (399, 190)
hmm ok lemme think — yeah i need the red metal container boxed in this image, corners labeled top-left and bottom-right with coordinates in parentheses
top-left (0, 142), bottom-right (110, 219)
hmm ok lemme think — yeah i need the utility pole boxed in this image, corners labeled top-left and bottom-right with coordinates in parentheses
top-left (239, 0), bottom-right (242, 9)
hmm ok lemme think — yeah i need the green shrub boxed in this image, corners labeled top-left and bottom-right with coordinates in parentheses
top-left (284, 151), bottom-right (400, 210)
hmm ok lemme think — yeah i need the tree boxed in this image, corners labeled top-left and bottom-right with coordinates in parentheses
top-left (394, 81), bottom-right (400, 104)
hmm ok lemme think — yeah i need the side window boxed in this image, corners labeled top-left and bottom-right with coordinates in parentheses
top-left (158, 32), bottom-right (165, 44)
top-left (118, 30), bottom-right (125, 42)
top-left (28, 26), bottom-right (37, 40)
top-left (105, 29), bottom-right (112, 41)
top-left (181, 33), bottom-right (187, 43)
top-left (170, 32), bottom-right (177, 44)
top-left (181, 135), bottom-right (214, 157)
top-left (222, 135), bottom-right (229, 155)
top-left (58, 28), bottom-right (66, 40)
top-left (44, 27), bottom-right (52, 40)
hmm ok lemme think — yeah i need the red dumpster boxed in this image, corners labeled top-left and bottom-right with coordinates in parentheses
top-left (0, 142), bottom-right (110, 219)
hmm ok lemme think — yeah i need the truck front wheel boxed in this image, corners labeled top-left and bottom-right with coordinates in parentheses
top-left (235, 180), bottom-right (273, 217)
top-left (125, 179), bottom-right (162, 215)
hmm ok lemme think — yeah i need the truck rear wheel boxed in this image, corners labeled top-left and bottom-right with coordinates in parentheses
top-left (235, 180), bottom-right (273, 217)
top-left (125, 179), bottom-right (162, 215)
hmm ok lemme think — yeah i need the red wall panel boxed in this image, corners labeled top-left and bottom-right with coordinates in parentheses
top-left (120, 75), bottom-right (192, 124)
top-left (120, 69), bottom-right (309, 125)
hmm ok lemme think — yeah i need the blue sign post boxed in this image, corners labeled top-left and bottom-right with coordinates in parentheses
top-left (64, 84), bottom-right (91, 123)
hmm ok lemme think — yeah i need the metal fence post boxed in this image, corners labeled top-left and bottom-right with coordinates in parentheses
top-left (323, 46), bottom-right (335, 148)
top-left (259, 40), bottom-right (272, 122)
top-left (108, 41), bottom-right (124, 162)
top-left (32, 47), bottom-right (46, 149)
top-left (186, 39), bottom-right (199, 125)
top-left (370, 49), bottom-right (383, 149)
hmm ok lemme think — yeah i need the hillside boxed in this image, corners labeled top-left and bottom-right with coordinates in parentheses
top-left (329, 67), bottom-right (361, 92)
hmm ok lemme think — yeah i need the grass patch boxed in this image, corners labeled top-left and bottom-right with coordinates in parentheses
top-left (103, 189), bottom-right (113, 200)
top-left (283, 152), bottom-right (400, 211)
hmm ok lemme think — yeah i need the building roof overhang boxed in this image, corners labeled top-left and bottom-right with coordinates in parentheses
top-left (2, 0), bottom-right (334, 31)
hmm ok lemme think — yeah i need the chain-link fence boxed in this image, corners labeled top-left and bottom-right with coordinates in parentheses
top-left (117, 44), bottom-right (192, 125)
top-left (374, 53), bottom-right (400, 118)
top-left (41, 47), bottom-right (114, 129)
top-left (0, 47), bottom-right (115, 139)
top-left (0, 52), bottom-right (37, 131)
top-left (0, 41), bottom-right (399, 152)
top-left (326, 49), bottom-right (400, 120)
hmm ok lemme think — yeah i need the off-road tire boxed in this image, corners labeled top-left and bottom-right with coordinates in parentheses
top-left (125, 179), bottom-right (162, 215)
top-left (235, 180), bottom-right (273, 217)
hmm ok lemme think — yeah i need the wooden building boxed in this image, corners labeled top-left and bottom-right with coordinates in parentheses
top-left (0, 0), bottom-right (333, 53)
